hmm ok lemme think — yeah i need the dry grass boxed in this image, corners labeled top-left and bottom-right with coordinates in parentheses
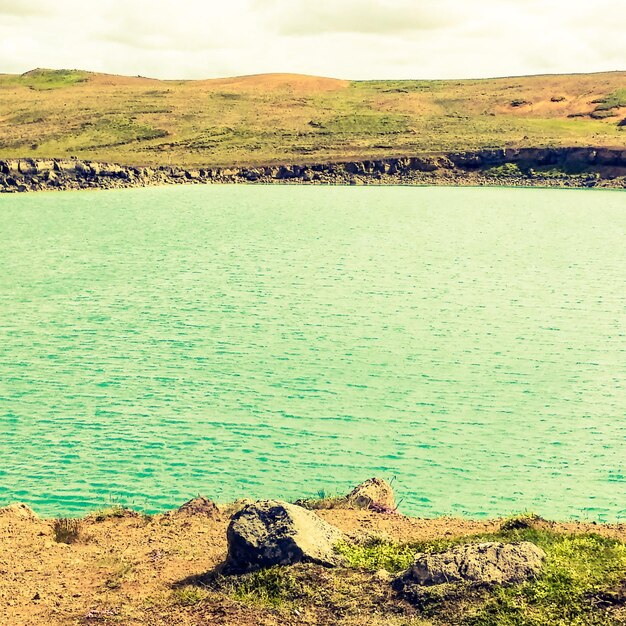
top-left (0, 69), bottom-right (624, 168)
top-left (52, 517), bottom-right (83, 544)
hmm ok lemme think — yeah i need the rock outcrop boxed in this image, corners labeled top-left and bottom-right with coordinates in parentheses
top-left (1, 147), bottom-right (625, 193)
top-left (347, 478), bottom-right (396, 512)
top-left (223, 500), bottom-right (343, 574)
top-left (394, 541), bottom-right (546, 591)
top-left (176, 496), bottom-right (220, 518)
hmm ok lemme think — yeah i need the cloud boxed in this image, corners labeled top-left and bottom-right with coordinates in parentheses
top-left (258, 0), bottom-right (459, 36)
top-left (0, 0), bottom-right (623, 80)
top-left (0, 0), bottom-right (51, 16)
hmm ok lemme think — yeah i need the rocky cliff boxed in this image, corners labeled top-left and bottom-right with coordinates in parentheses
top-left (1, 147), bottom-right (625, 193)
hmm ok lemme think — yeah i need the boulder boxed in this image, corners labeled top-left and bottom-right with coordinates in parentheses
top-left (18, 159), bottom-right (37, 175)
top-left (346, 478), bottom-right (396, 511)
top-left (177, 496), bottom-right (220, 518)
top-left (394, 542), bottom-right (545, 590)
top-left (223, 500), bottom-right (343, 574)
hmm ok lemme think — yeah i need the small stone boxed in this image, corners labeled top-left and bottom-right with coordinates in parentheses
top-left (177, 496), bottom-right (220, 518)
top-left (346, 478), bottom-right (396, 512)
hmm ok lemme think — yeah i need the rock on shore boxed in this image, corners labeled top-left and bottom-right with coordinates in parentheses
top-left (394, 541), bottom-right (546, 590)
top-left (223, 500), bottom-right (344, 574)
top-left (1, 146), bottom-right (625, 193)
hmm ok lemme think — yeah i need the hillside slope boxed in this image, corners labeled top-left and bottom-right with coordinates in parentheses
top-left (0, 69), bottom-right (624, 167)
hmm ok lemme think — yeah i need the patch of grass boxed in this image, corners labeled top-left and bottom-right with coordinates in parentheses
top-left (466, 532), bottom-right (626, 626)
top-left (91, 504), bottom-right (132, 521)
top-left (500, 512), bottom-right (544, 532)
top-left (295, 489), bottom-right (351, 510)
top-left (593, 89), bottom-right (626, 112)
top-left (230, 567), bottom-right (301, 607)
top-left (336, 537), bottom-right (418, 573)
top-left (319, 114), bottom-right (410, 136)
top-left (18, 69), bottom-right (89, 90)
top-left (104, 559), bottom-right (135, 590)
top-left (353, 79), bottom-right (444, 93)
top-left (53, 518), bottom-right (83, 544)
top-left (485, 162), bottom-right (525, 178)
top-left (171, 587), bottom-right (210, 606)
top-left (346, 528), bottom-right (626, 625)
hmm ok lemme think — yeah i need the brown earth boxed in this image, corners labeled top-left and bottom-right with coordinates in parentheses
top-left (1, 502), bottom-right (624, 626)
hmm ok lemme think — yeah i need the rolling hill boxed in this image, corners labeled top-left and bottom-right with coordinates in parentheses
top-left (0, 68), bottom-right (624, 168)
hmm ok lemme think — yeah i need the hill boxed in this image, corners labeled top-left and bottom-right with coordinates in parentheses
top-left (0, 68), bottom-right (624, 168)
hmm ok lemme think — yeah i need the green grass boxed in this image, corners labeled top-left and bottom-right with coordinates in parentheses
top-left (228, 567), bottom-right (302, 607)
top-left (485, 162), bottom-right (525, 178)
top-left (0, 70), bottom-right (624, 167)
top-left (90, 504), bottom-right (132, 521)
top-left (171, 587), bottom-right (210, 606)
top-left (336, 528), bottom-right (626, 625)
top-left (336, 537), bottom-right (419, 573)
top-left (294, 488), bottom-right (351, 510)
top-left (593, 89), bottom-right (626, 112)
top-left (0, 69), bottom-right (90, 90)
top-left (467, 533), bottom-right (626, 626)
top-left (321, 113), bottom-right (410, 135)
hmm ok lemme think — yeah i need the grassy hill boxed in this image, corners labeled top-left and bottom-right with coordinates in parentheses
top-left (0, 68), bottom-right (624, 168)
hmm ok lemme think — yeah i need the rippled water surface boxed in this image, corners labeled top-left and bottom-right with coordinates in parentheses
top-left (1, 185), bottom-right (625, 519)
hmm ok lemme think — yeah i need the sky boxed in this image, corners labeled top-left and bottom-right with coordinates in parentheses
top-left (0, 0), bottom-right (624, 80)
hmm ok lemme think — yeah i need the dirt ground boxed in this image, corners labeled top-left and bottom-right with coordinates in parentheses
top-left (1, 499), bottom-right (625, 626)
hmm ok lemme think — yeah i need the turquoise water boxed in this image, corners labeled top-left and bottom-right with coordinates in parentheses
top-left (0, 185), bottom-right (625, 520)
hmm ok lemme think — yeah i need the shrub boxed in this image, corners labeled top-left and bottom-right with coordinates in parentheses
top-left (53, 518), bottom-right (83, 544)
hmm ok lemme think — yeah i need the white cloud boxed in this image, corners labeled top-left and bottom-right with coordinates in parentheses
top-left (0, 0), bottom-right (623, 79)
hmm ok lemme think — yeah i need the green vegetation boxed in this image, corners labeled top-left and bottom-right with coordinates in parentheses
top-left (2, 69), bottom-right (90, 90)
top-left (204, 526), bottom-right (625, 624)
top-left (0, 70), bottom-right (623, 167)
top-left (336, 537), bottom-right (419, 573)
top-left (331, 527), bottom-right (626, 625)
top-left (499, 512), bottom-right (544, 532)
top-left (316, 113), bottom-right (409, 135)
top-left (593, 89), bottom-right (626, 112)
top-left (468, 533), bottom-right (626, 626)
top-left (171, 587), bottom-right (210, 606)
top-left (485, 162), bottom-right (525, 178)
top-left (294, 488), bottom-right (352, 510)
top-left (230, 567), bottom-right (301, 607)
top-left (90, 504), bottom-right (132, 521)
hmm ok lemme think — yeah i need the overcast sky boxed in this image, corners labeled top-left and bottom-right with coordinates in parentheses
top-left (0, 0), bottom-right (624, 80)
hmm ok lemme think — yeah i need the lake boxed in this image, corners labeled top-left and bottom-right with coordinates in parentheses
top-left (0, 185), bottom-right (624, 520)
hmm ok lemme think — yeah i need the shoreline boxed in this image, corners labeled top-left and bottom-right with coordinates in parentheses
top-left (2, 487), bottom-right (625, 626)
top-left (2, 146), bottom-right (625, 193)
top-left (2, 498), bottom-right (625, 527)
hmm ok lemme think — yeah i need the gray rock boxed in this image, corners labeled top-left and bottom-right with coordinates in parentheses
top-left (347, 477), bottom-right (396, 512)
top-left (394, 542), bottom-right (545, 589)
top-left (223, 500), bottom-right (343, 574)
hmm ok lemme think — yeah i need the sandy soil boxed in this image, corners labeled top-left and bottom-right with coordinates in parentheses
top-left (1, 500), bottom-right (624, 626)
